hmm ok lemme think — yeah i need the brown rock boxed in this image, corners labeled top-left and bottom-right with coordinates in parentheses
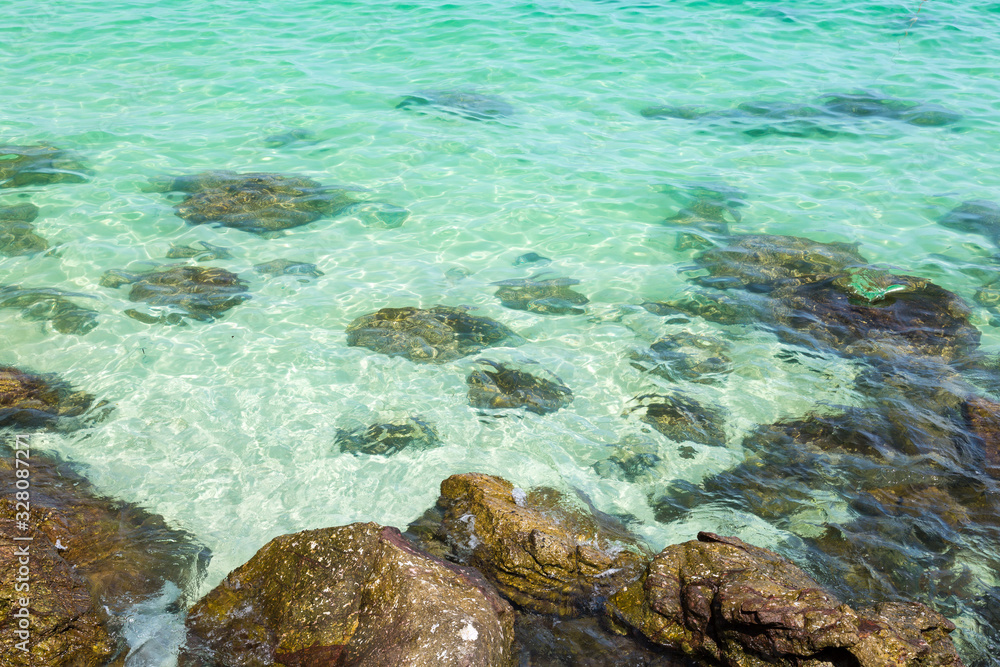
top-left (426, 473), bottom-right (651, 617)
top-left (180, 522), bottom-right (515, 666)
top-left (606, 532), bottom-right (964, 667)
top-left (0, 366), bottom-right (96, 429)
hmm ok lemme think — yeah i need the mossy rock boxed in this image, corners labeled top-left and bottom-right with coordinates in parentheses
top-left (346, 305), bottom-right (520, 363)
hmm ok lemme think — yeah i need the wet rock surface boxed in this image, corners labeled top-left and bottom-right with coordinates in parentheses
top-left (625, 393), bottom-right (727, 447)
top-left (346, 305), bottom-right (520, 363)
top-left (0, 145), bottom-right (89, 188)
top-left (150, 170), bottom-right (359, 235)
top-left (0, 447), bottom-right (209, 665)
top-left (0, 202), bottom-right (48, 255)
top-left (606, 532), bottom-right (965, 667)
top-left (629, 331), bottom-right (733, 384)
top-left (397, 90), bottom-right (515, 121)
top-left (180, 522), bottom-right (516, 667)
top-left (0, 284), bottom-right (99, 334)
top-left (0, 365), bottom-right (97, 429)
top-left (467, 360), bottom-right (573, 414)
top-left (335, 416), bottom-right (441, 456)
top-left (493, 276), bottom-right (589, 315)
top-left (100, 265), bottom-right (250, 321)
top-left (408, 473), bottom-right (651, 617)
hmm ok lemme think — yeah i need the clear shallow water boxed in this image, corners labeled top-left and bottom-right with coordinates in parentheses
top-left (3, 0), bottom-right (1000, 663)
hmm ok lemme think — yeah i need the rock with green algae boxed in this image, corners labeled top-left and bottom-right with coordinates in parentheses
top-left (0, 365), bottom-right (97, 429)
top-left (406, 473), bottom-right (651, 618)
top-left (0, 145), bottom-right (89, 188)
top-left (100, 265), bottom-right (250, 322)
top-left (346, 305), bottom-right (520, 363)
top-left (605, 532), bottom-right (965, 667)
top-left (179, 522), bottom-right (516, 667)
top-left (466, 360), bottom-right (573, 414)
top-left (0, 449), bottom-right (209, 666)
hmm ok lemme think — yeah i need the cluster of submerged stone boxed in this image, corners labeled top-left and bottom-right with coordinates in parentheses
top-left (2, 457), bottom-right (964, 666)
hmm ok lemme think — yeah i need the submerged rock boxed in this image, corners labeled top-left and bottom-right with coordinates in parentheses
top-left (100, 265), bottom-right (250, 322)
top-left (180, 522), bottom-right (516, 666)
top-left (253, 258), bottom-right (324, 279)
top-left (262, 128), bottom-right (319, 148)
top-left (0, 366), bottom-right (96, 429)
top-left (694, 233), bottom-right (867, 292)
top-left (151, 170), bottom-right (360, 235)
top-left (493, 276), bottom-right (589, 315)
top-left (820, 92), bottom-right (961, 127)
top-left (629, 331), bottom-right (733, 384)
top-left (0, 284), bottom-right (99, 335)
top-left (661, 182), bottom-right (746, 239)
top-left (346, 305), bottom-right (520, 363)
top-left (397, 90), bottom-right (515, 121)
top-left (592, 437), bottom-right (664, 483)
top-left (466, 360), bottom-right (573, 415)
top-left (408, 473), bottom-right (650, 617)
top-left (0, 145), bottom-right (89, 188)
top-left (625, 393), bottom-right (726, 447)
top-left (938, 200), bottom-right (1000, 245)
top-left (335, 416), bottom-right (441, 456)
top-left (605, 532), bottom-right (964, 667)
top-left (0, 202), bottom-right (47, 256)
top-left (513, 252), bottom-right (551, 266)
top-left (0, 449), bottom-right (209, 665)
top-left (165, 241), bottom-right (233, 261)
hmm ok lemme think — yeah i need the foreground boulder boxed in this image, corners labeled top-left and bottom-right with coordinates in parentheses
top-left (0, 448), bottom-right (208, 665)
top-left (605, 532), bottom-right (964, 667)
top-left (409, 473), bottom-right (650, 617)
top-left (180, 522), bottom-right (515, 666)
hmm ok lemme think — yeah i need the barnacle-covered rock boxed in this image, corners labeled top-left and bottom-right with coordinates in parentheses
top-left (335, 417), bottom-right (441, 456)
top-left (100, 265), bottom-right (250, 322)
top-left (466, 360), bottom-right (573, 415)
top-left (346, 305), bottom-right (519, 363)
top-left (0, 145), bottom-right (89, 188)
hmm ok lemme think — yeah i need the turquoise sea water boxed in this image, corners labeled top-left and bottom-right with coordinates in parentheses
top-left (4, 0), bottom-right (1000, 663)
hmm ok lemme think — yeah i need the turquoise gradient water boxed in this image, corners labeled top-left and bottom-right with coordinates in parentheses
top-left (3, 1), bottom-right (1000, 663)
